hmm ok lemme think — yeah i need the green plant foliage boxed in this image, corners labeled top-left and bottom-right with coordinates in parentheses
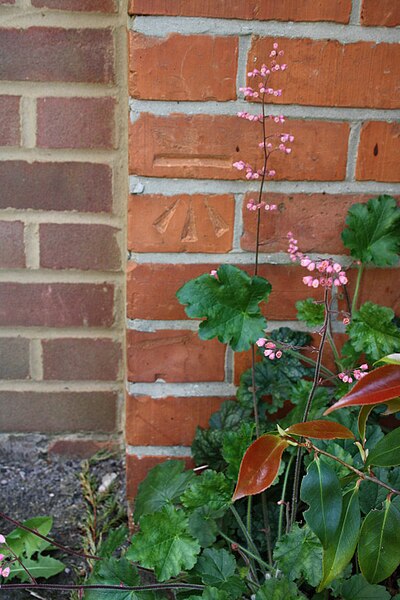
top-left (181, 470), bottom-right (232, 514)
top-left (85, 558), bottom-right (140, 600)
top-left (274, 524), bottom-right (323, 587)
top-left (256, 577), bottom-right (306, 599)
top-left (97, 525), bottom-right (129, 558)
top-left (222, 423), bottom-right (255, 480)
top-left (193, 548), bottom-right (245, 598)
top-left (280, 381), bottom-right (331, 428)
top-left (9, 555), bottom-right (65, 583)
top-left (188, 506), bottom-right (221, 548)
top-left (341, 195), bottom-right (400, 266)
top-left (296, 298), bottom-right (325, 327)
top-left (190, 588), bottom-right (230, 600)
top-left (366, 427), bottom-right (400, 467)
top-left (176, 264), bottom-right (271, 351)
top-left (348, 302), bottom-right (400, 362)
top-left (6, 516), bottom-right (53, 557)
top-left (127, 505), bottom-right (201, 581)
top-left (336, 574), bottom-right (391, 600)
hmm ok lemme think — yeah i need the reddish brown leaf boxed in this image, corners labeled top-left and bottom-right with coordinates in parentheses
top-left (324, 365), bottom-right (400, 415)
top-left (232, 434), bottom-right (288, 501)
top-left (286, 420), bottom-right (355, 440)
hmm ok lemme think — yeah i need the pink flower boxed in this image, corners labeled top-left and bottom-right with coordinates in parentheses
top-left (1, 567), bottom-right (10, 578)
top-left (210, 270), bottom-right (218, 279)
top-left (0, 536), bottom-right (5, 545)
top-left (256, 338), bottom-right (267, 347)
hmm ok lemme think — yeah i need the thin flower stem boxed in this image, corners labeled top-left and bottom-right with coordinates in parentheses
top-left (351, 263), bottom-right (364, 315)
top-left (326, 328), bottom-right (342, 370)
top-left (0, 583), bottom-right (205, 592)
top-left (246, 496), bottom-right (252, 539)
top-left (229, 505), bottom-right (262, 561)
top-left (219, 531), bottom-right (270, 570)
top-left (277, 454), bottom-right (294, 542)
top-left (284, 347), bottom-right (335, 378)
top-left (251, 345), bottom-right (260, 438)
top-left (6, 545), bottom-right (37, 584)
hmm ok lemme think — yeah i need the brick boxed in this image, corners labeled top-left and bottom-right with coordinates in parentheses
top-left (37, 97), bottom-right (115, 149)
top-left (129, 114), bottom-right (348, 181)
top-left (0, 162), bottom-right (112, 212)
top-left (356, 122), bottom-right (400, 182)
top-left (32, 0), bottom-right (117, 12)
top-left (127, 330), bottom-right (225, 383)
top-left (40, 224), bottom-right (121, 270)
top-left (0, 221), bottom-right (25, 268)
top-left (42, 338), bottom-right (122, 380)
top-left (0, 96), bottom-right (20, 146)
top-left (0, 391), bottom-right (117, 432)
top-left (48, 439), bottom-right (118, 458)
top-left (127, 263), bottom-right (319, 321)
top-left (129, 33), bottom-right (237, 101)
top-left (361, 0), bottom-right (400, 26)
top-left (0, 283), bottom-right (114, 327)
top-left (248, 38), bottom-right (400, 109)
top-left (126, 454), bottom-right (193, 499)
top-left (126, 395), bottom-right (225, 445)
top-left (341, 267), bottom-right (400, 314)
top-left (0, 338), bottom-right (29, 379)
top-left (128, 194), bottom-right (235, 253)
top-left (128, 0), bottom-right (351, 23)
top-left (0, 28), bottom-right (114, 83)
top-left (0, 0), bottom-right (15, 4)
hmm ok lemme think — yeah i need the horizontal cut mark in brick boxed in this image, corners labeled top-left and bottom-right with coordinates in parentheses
top-left (0, 162), bottom-right (112, 212)
top-left (40, 223), bottom-right (121, 271)
top-left (37, 97), bottom-right (116, 149)
top-left (0, 96), bottom-right (20, 146)
top-left (0, 391), bottom-right (117, 432)
top-left (42, 338), bottom-right (122, 380)
top-left (0, 28), bottom-right (114, 84)
top-left (248, 38), bottom-right (400, 109)
top-left (126, 395), bottom-right (225, 445)
top-left (0, 221), bottom-right (25, 268)
top-left (129, 32), bottom-right (237, 101)
top-left (128, 0), bottom-right (351, 23)
top-left (126, 454), bottom-right (193, 498)
top-left (129, 114), bottom-right (349, 181)
top-left (0, 338), bottom-right (30, 380)
top-left (0, 283), bottom-right (114, 327)
top-left (126, 329), bottom-right (226, 382)
top-left (32, 0), bottom-right (117, 12)
top-left (128, 194), bottom-right (235, 253)
top-left (361, 0), bottom-right (400, 26)
top-left (356, 121), bottom-right (400, 182)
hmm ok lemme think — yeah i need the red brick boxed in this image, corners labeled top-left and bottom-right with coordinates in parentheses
top-left (341, 267), bottom-right (400, 314)
top-left (127, 329), bottom-right (225, 382)
top-left (37, 97), bottom-right (115, 149)
top-left (48, 439), bottom-right (119, 458)
top-left (0, 28), bottom-right (114, 83)
top-left (0, 391), bottom-right (117, 432)
top-left (248, 38), bottom-right (400, 109)
top-left (0, 338), bottom-right (30, 380)
top-left (129, 114), bottom-right (348, 181)
top-left (126, 395), bottom-right (225, 445)
top-left (0, 96), bottom-right (20, 146)
top-left (128, 194), bottom-right (234, 253)
top-left (361, 0), bottom-right (400, 26)
top-left (40, 224), bottom-right (121, 271)
top-left (32, 0), bottom-right (117, 12)
top-left (0, 162), bottom-right (112, 212)
top-left (42, 338), bottom-right (122, 380)
top-left (126, 454), bottom-right (194, 499)
top-left (128, 0), bottom-right (351, 23)
top-left (129, 33), bottom-right (237, 101)
top-left (0, 283), bottom-right (114, 327)
top-left (0, 221), bottom-right (25, 268)
top-left (356, 122), bottom-right (400, 182)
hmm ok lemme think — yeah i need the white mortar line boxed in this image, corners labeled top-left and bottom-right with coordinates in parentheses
top-left (0, 381), bottom-right (122, 391)
top-left (127, 382), bottom-right (237, 398)
top-left (24, 222), bottom-right (40, 269)
top-left (29, 338), bottom-right (43, 381)
top-left (127, 319), bottom-right (200, 332)
top-left (346, 122), bottom-right (362, 182)
top-left (350, 0), bottom-right (363, 25)
top-left (236, 35), bottom-right (252, 96)
top-left (0, 81), bottom-right (118, 97)
top-left (20, 97), bottom-right (37, 149)
top-left (232, 193), bottom-right (244, 252)
top-left (0, 327), bottom-right (124, 338)
top-left (126, 445), bottom-right (192, 457)
top-left (0, 269), bottom-right (124, 283)
top-left (0, 147), bottom-right (117, 163)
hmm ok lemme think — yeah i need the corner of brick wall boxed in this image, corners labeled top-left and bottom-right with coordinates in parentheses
top-left (126, 0), bottom-right (400, 497)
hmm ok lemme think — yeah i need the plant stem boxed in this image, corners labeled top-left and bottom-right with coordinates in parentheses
top-left (0, 583), bottom-right (205, 592)
top-left (326, 328), bottom-right (342, 370)
top-left (219, 531), bottom-right (270, 569)
top-left (277, 454), bottom-right (294, 542)
top-left (6, 545), bottom-right (37, 584)
top-left (250, 345), bottom-right (260, 438)
top-left (351, 263), bottom-right (364, 315)
top-left (229, 505), bottom-right (262, 561)
top-left (246, 496), bottom-right (252, 539)
top-left (284, 347), bottom-right (335, 378)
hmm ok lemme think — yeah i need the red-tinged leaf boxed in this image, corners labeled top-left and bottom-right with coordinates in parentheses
top-left (232, 434), bottom-right (288, 501)
top-left (382, 397), bottom-right (400, 415)
top-left (286, 420), bottom-right (355, 440)
top-left (324, 364), bottom-right (400, 415)
top-left (358, 405), bottom-right (374, 442)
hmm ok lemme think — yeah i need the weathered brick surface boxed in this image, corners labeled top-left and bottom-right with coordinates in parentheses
top-left (129, 114), bottom-right (349, 181)
top-left (37, 97), bottom-right (116, 149)
top-left (0, 28), bottom-right (114, 83)
top-left (342, 268), bottom-right (400, 314)
top-left (128, 194), bottom-right (235, 253)
top-left (0, 0), bottom-right (15, 4)
top-left (126, 395), bottom-right (225, 445)
top-left (0, 162), bottom-right (112, 212)
top-left (356, 122), bottom-right (400, 182)
top-left (127, 330), bottom-right (226, 382)
top-left (32, 0), bottom-right (117, 12)
top-left (128, 0), bottom-right (351, 23)
top-left (42, 339), bottom-right (122, 380)
top-left (126, 455), bottom-right (194, 499)
top-left (0, 283), bottom-right (114, 327)
top-left (0, 391), bottom-right (117, 432)
top-left (0, 221), bottom-right (25, 268)
top-left (0, 96), bottom-right (20, 146)
top-left (0, 338), bottom-right (30, 380)
top-left (129, 33), bottom-right (237, 101)
top-left (248, 38), bottom-right (400, 109)
top-left (40, 224), bottom-right (121, 271)
top-left (361, 0), bottom-right (400, 26)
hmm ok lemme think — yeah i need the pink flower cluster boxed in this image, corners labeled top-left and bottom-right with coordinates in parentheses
top-left (256, 338), bottom-right (283, 360)
top-left (0, 535), bottom-right (10, 578)
top-left (338, 364), bottom-right (368, 383)
top-left (246, 198), bottom-right (277, 212)
top-left (287, 232), bottom-right (348, 288)
top-left (232, 160), bottom-right (277, 180)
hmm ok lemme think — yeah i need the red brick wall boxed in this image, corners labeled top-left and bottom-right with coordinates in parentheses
top-left (0, 0), bottom-right (127, 456)
top-left (126, 1), bottom-right (400, 495)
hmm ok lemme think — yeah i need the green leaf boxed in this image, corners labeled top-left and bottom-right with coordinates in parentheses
top-left (181, 470), bottom-right (232, 514)
top-left (274, 524), bottom-right (323, 587)
top-left (188, 506), bottom-right (220, 548)
top-left (338, 574), bottom-right (390, 600)
top-left (341, 195), bottom-right (400, 266)
top-left (134, 460), bottom-right (195, 521)
top-left (98, 525), bottom-right (129, 558)
top-left (176, 264), bottom-right (271, 351)
top-left (85, 557), bottom-right (141, 600)
top-left (222, 423), bottom-right (254, 481)
top-left (190, 588), bottom-right (230, 600)
top-left (376, 353), bottom-right (400, 365)
top-left (318, 485), bottom-right (360, 590)
top-left (127, 505), bottom-right (200, 581)
top-left (9, 555), bottom-right (65, 583)
top-left (366, 427), bottom-right (400, 467)
top-left (300, 457), bottom-right (342, 548)
top-left (296, 298), bottom-right (325, 327)
top-left (358, 499), bottom-right (400, 583)
top-left (359, 467), bottom-right (390, 514)
top-left (6, 516), bottom-right (53, 558)
top-left (194, 548), bottom-right (245, 599)
top-left (347, 302), bottom-right (400, 362)
top-left (256, 577), bottom-right (306, 600)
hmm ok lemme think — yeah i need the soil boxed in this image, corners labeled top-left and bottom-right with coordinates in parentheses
top-left (0, 435), bottom-right (127, 600)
